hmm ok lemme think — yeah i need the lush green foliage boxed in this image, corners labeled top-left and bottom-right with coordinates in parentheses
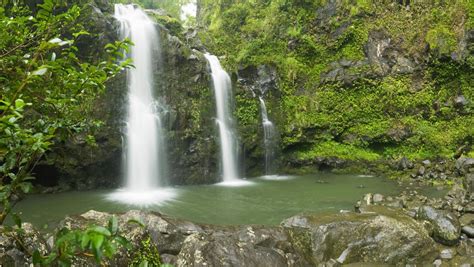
top-left (0, 1), bottom-right (130, 224)
top-left (130, 236), bottom-right (173, 267)
top-left (199, 0), bottom-right (473, 163)
top-left (33, 216), bottom-right (131, 266)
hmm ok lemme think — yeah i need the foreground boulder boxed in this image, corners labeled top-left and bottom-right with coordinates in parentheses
top-left (1, 207), bottom-right (452, 266)
top-left (416, 206), bottom-right (461, 245)
top-left (282, 206), bottom-right (437, 265)
top-left (176, 227), bottom-right (305, 267)
top-left (0, 223), bottom-right (47, 265)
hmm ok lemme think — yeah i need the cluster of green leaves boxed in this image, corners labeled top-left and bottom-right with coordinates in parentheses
top-left (33, 216), bottom-right (132, 266)
top-left (0, 1), bottom-right (131, 224)
top-left (294, 140), bottom-right (380, 161)
top-left (199, 0), bottom-right (473, 164)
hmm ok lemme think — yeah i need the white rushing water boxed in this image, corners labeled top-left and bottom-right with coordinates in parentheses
top-left (204, 54), bottom-right (241, 183)
top-left (258, 97), bottom-right (276, 174)
top-left (108, 4), bottom-right (174, 205)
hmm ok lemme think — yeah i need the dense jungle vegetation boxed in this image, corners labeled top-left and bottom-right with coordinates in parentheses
top-left (198, 0), bottom-right (473, 165)
top-left (0, 0), bottom-right (473, 266)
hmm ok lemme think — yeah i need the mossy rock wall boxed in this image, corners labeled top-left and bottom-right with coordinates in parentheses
top-left (197, 0), bottom-right (474, 175)
top-left (38, 0), bottom-right (221, 189)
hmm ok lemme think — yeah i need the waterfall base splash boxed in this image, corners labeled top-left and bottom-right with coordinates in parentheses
top-left (106, 188), bottom-right (177, 206)
top-left (215, 179), bottom-right (254, 187)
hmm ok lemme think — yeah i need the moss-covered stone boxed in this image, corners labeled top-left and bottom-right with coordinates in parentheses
top-left (282, 206), bottom-right (438, 265)
top-left (197, 0), bottom-right (473, 174)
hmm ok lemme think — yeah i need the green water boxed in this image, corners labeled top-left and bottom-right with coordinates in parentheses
top-left (13, 174), bottom-right (441, 228)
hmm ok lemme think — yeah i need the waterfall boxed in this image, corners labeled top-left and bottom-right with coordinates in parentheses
top-left (258, 97), bottom-right (276, 175)
top-left (204, 54), bottom-right (240, 182)
top-left (108, 4), bottom-right (174, 205)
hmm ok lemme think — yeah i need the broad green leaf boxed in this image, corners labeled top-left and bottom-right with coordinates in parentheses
top-left (89, 226), bottom-right (111, 237)
top-left (108, 216), bottom-right (118, 234)
top-left (32, 67), bottom-right (48, 76)
top-left (15, 99), bottom-right (25, 109)
top-left (80, 233), bottom-right (90, 249)
top-left (49, 38), bottom-right (62, 44)
top-left (91, 235), bottom-right (104, 261)
top-left (127, 218), bottom-right (144, 227)
top-left (32, 250), bottom-right (43, 264)
top-left (72, 30), bottom-right (89, 38)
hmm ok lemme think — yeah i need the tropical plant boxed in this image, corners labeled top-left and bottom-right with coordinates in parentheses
top-left (33, 216), bottom-right (132, 266)
top-left (0, 0), bottom-right (131, 224)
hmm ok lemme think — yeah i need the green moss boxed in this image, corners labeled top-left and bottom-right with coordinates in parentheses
top-left (130, 236), bottom-right (162, 266)
top-left (235, 94), bottom-right (259, 127)
top-left (426, 25), bottom-right (457, 55)
top-left (149, 13), bottom-right (183, 38)
top-left (294, 141), bottom-right (380, 161)
top-left (199, 0), bottom-right (473, 167)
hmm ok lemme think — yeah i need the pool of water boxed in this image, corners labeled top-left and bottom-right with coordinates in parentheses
top-left (13, 173), bottom-right (441, 228)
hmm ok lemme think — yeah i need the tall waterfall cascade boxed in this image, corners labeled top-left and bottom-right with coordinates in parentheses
top-left (258, 97), bottom-right (276, 175)
top-left (108, 4), bottom-right (174, 205)
top-left (205, 54), bottom-right (248, 185)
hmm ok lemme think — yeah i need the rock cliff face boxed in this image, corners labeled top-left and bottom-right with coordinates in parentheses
top-left (33, 0), bottom-right (474, 188)
top-left (34, 1), bottom-right (221, 189)
top-left (197, 0), bottom-right (474, 176)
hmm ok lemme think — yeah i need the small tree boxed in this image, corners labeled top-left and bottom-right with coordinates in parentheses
top-left (0, 0), bottom-right (131, 224)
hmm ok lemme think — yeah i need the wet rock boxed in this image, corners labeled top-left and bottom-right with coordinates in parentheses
top-left (282, 206), bottom-right (437, 265)
top-left (456, 158), bottom-right (474, 175)
top-left (59, 209), bottom-right (204, 263)
top-left (237, 64), bottom-right (278, 96)
top-left (461, 226), bottom-right (474, 238)
top-left (161, 254), bottom-right (178, 265)
top-left (454, 95), bottom-right (468, 108)
top-left (445, 183), bottom-right (467, 208)
top-left (373, 193), bottom-right (384, 203)
top-left (324, 258), bottom-right (341, 267)
top-left (422, 160), bottom-right (431, 166)
top-left (418, 166), bottom-right (426, 176)
top-left (440, 248), bottom-right (454, 259)
top-left (398, 157), bottom-right (414, 170)
top-left (416, 206), bottom-right (461, 245)
top-left (176, 227), bottom-right (296, 267)
top-left (459, 214), bottom-right (474, 226)
top-left (465, 173), bottom-right (474, 194)
top-left (464, 202), bottom-right (474, 213)
top-left (0, 223), bottom-right (47, 266)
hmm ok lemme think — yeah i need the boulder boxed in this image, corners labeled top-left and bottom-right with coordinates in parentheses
top-left (453, 95), bottom-right (468, 108)
top-left (0, 223), bottom-right (47, 266)
top-left (456, 158), bottom-right (474, 175)
top-left (459, 214), bottom-right (474, 226)
top-left (440, 248), bottom-right (454, 259)
top-left (373, 193), bottom-right (384, 203)
top-left (465, 173), bottom-right (474, 194)
top-left (176, 226), bottom-right (301, 267)
top-left (282, 206), bottom-right (437, 265)
top-left (59, 209), bottom-right (204, 263)
top-left (461, 226), bottom-right (474, 238)
top-left (397, 157), bottom-right (414, 170)
top-left (416, 206), bottom-right (461, 245)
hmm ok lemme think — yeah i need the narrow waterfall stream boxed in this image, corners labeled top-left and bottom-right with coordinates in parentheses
top-left (204, 54), bottom-right (245, 184)
top-left (108, 4), bottom-right (174, 205)
top-left (258, 97), bottom-right (276, 174)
